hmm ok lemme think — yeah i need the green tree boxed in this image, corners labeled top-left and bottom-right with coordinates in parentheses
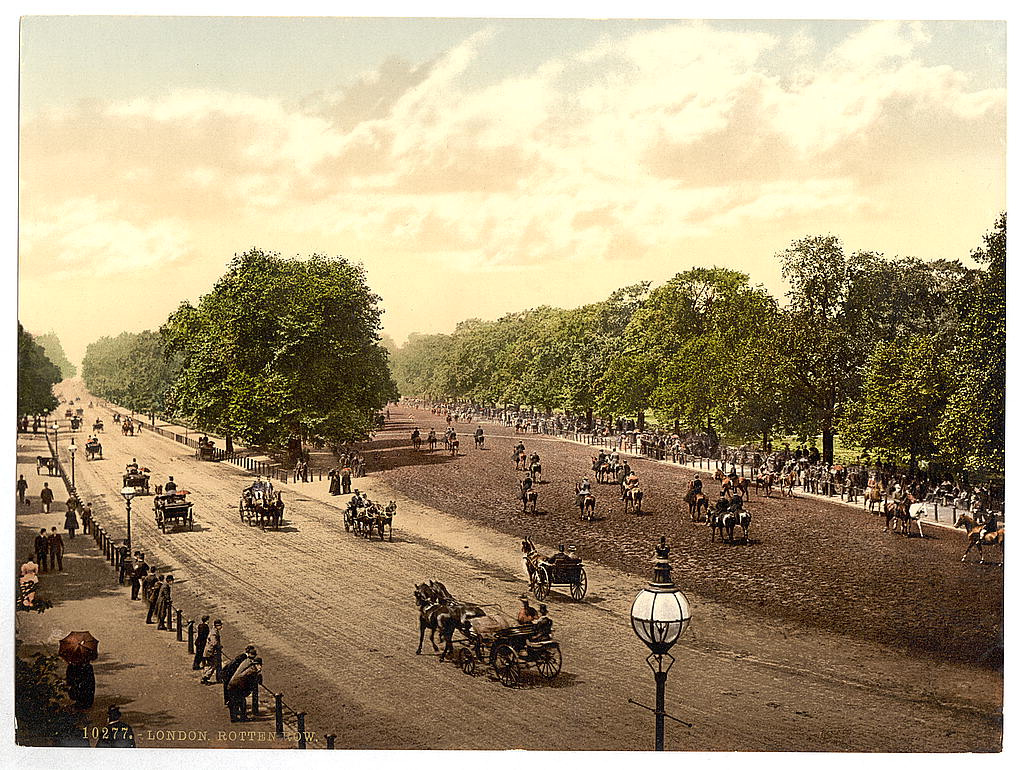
top-left (162, 249), bottom-right (398, 448)
top-left (935, 213), bottom-right (1006, 476)
top-left (33, 333), bottom-right (76, 380)
top-left (18, 323), bottom-right (61, 416)
top-left (82, 331), bottom-right (181, 414)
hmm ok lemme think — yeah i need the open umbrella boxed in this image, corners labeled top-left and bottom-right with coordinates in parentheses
top-left (59, 631), bottom-right (99, 665)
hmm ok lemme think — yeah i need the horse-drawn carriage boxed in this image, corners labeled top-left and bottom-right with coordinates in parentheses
top-left (195, 436), bottom-right (218, 461)
top-left (69, 415), bottom-right (82, 431)
top-left (92, 419), bottom-right (104, 433)
top-left (154, 491), bottom-right (194, 532)
top-left (448, 613), bottom-right (562, 687)
top-left (35, 456), bottom-right (57, 475)
top-left (239, 480), bottom-right (284, 529)
top-left (85, 437), bottom-right (103, 460)
top-left (64, 408), bottom-right (73, 419)
top-left (522, 538), bottom-right (587, 601)
top-left (121, 418), bottom-right (136, 436)
top-left (122, 466), bottom-right (150, 495)
top-left (344, 495), bottom-right (396, 540)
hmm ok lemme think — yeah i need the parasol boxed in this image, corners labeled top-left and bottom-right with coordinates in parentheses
top-left (59, 631), bottom-right (99, 665)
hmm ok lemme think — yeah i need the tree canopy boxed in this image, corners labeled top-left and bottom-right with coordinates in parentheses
top-left (162, 249), bottom-right (398, 447)
top-left (32, 333), bottom-right (76, 380)
top-left (82, 331), bottom-right (181, 414)
top-left (18, 323), bottom-right (61, 416)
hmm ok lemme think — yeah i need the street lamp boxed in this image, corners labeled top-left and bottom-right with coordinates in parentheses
top-left (68, 439), bottom-right (77, 490)
top-left (630, 536), bottom-right (692, 751)
top-left (120, 486), bottom-right (137, 554)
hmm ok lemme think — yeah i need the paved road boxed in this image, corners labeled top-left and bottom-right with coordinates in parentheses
top-left (42, 381), bottom-right (1003, 751)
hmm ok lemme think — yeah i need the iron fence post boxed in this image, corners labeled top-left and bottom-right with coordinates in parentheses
top-left (274, 694), bottom-right (284, 738)
top-left (187, 620), bottom-right (195, 654)
top-left (326, 734), bottom-right (336, 749)
top-left (297, 713), bottom-right (306, 749)
top-left (176, 609), bottom-right (183, 640)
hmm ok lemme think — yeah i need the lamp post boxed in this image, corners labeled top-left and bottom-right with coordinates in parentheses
top-left (52, 422), bottom-right (59, 452)
top-left (630, 537), bottom-right (692, 751)
top-left (120, 486), bottom-right (137, 554)
top-left (68, 439), bottom-right (77, 490)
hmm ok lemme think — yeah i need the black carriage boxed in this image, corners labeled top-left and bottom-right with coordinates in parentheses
top-left (528, 549), bottom-right (587, 602)
top-left (122, 467), bottom-right (151, 495)
top-left (449, 614), bottom-right (562, 688)
top-left (196, 441), bottom-right (219, 461)
top-left (239, 482), bottom-right (284, 529)
top-left (35, 456), bottom-right (57, 475)
top-left (70, 416), bottom-right (82, 431)
top-left (64, 409), bottom-right (73, 418)
top-left (75, 408), bottom-right (84, 417)
top-left (92, 419), bottom-right (104, 433)
top-left (154, 492), bottom-right (194, 532)
top-left (84, 439), bottom-right (103, 460)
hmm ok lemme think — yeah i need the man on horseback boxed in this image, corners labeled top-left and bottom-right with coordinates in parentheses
top-left (621, 469), bottom-right (639, 500)
top-left (520, 474), bottom-right (534, 495)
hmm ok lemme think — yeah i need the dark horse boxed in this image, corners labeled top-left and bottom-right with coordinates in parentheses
top-left (414, 581), bottom-right (484, 659)
top-left (520, 488), bottom-right (539, 514)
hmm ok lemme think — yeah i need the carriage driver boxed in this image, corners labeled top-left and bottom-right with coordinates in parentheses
top-left (127, 458), bottom-right (139, 473)
top-left (164, 476), bottom-right (177, 494)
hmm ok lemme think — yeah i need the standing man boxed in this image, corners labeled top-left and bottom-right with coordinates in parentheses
top-left (47, 527), bottom-right (64, 572)
top-left (156, 575), bottom-right (174, 630)
top-left (40, 482), bottom-right (54, 513)
top-left (193, 616), bottom-right (211, 670)
top-left (227, 656), bottom-right (262, 722)
top-left (117, 540), bottom-right (132, 584)
top-left (145, 574), bottom-right (163, 624)
top-left (80, 502), bottom-right (93, 534)
top-left (16, 474), bottom-right (28, 505)
top-left (34, 528), bottom-right (49, 573)
top-left (200, 620), bottom-right (223, 684)
top-left (130, 553), bottom-right (149, 600)
top-left (94, 705), bottom-right (136, 748)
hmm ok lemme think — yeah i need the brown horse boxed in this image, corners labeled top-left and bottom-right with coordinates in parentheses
top-left (686, 489), bottom-right (708, 522)
top-left (955, 514), bottom-right (1004, 566)
top-left (520, 488), bottom-right (538, 514)
top-left (576, 491), bottom-right (596, 520)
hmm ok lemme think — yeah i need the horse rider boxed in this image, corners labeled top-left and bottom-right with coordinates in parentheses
top-left (411, 428), bottom-right (420, 444)
top-left (622, 469), bottom-right (640, 499)
top-left (515, 440), bottom-right (526, 457)
top-left (979, 509), bottom-right (1000, 536)
top-left (529, 452), bottom-right (541, 468)
top-left (686, 474), bottom-right (703, 503)
top-left (576, 477), bottom-right (592, 496)
top-left (164, 476), bottom-right (178, 494)
top-left (475, 425), bottom-right (484, 440)
top-left (520, 474), bottom-right (534, 495)
top-left (427, 428), bottom-right (436, 444)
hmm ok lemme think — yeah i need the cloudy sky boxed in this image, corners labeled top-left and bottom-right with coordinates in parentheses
top-left (17, 15), bottom-right (1006, 366)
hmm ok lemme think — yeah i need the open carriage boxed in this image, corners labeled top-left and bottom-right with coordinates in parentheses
top-left (92, 419), bottom-right (104, 433)
top-left (122, 466), bottom-right (151, 495)
top-left (345, 499), bottom-right (397, 541)
top-left (239, 480), bottom-right (284, 529)
top-left (35, 456), bottom-right (57, 475)
top-left (449, 613), bottom-right (562, 688)
top-left (70, 415), bottom-right (82, 431)
top-left (84, 438), bottom-right (103, 460)
top-left (522, 539), bottom-right (587, 601)
top-left (154, 491), bottom-right (194, 532)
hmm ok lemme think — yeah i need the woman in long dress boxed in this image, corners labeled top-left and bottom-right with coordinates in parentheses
top-left (20, 553), bottom-right (39, 607)
top-left (64, 507), bottom-right (79, 539)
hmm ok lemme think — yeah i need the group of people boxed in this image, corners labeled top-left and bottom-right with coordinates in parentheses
top-left (327, 451), bottom-right (366, 495)
top-left (194, 618), bottom-right (264, 723)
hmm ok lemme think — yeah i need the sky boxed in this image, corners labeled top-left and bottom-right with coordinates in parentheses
top-left (16, 13), bottom-right (1007, 367)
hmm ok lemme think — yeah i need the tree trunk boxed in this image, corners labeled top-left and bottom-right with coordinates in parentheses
top-left (637, 411), bottom-right (645, 431)
top-left (762, 430), bottom-right (769, 451)
top-left (822, 429), bottom-right (835, 466)
top-left (585, 407), bottom-right (593, 430)
top-left (674, 412), bottom-right (680, 435)
top-left (225, 433), bottom-right (234, 454)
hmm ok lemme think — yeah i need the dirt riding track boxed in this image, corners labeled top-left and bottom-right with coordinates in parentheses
top-left (29, 385), bottom-right (1001, 752)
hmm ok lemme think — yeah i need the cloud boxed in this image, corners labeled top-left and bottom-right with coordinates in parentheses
top-left (19, 19), bottom-right (1005, 287)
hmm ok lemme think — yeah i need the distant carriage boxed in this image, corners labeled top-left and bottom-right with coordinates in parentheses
top-left (70, 416), bottom-right (82, 431)
top-left (195, 437), bottom-right (218, 462)
top-left (522, 538), bottom-right (587, 601)
top-left (345, 498), bottom-right (396, 541)
top-left (85, 438), bottom-right (103, 460)
top-left (122, 466), bottom-right (151, 495)
top-left (154, 491), bottom-right (194, 532)
top-left (92, 419), bottom-right (104, 433)
top-left (239, 481), bottom-right (284, 530)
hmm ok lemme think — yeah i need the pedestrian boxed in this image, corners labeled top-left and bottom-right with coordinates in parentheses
top-left (34, 528), bottom-right (49, 573)
top-left (20, 553), bottom-right (39, 607)
top-left (227, 655), bottom-right (262, 722)
top-left (341, 466), bottom-right (352, 495)
top-left (80, 502), bottom-right (93, 534)
top-left (117, 540), bottom-right (132, 584)
top-left (156, 575), bottom-right (173, 630)
top-left (65, 506), bottom-right (79, 539)
top-left (48, 527), bottom-right (64, 572)
top-left (146, 574), bottom-right (164, 624)
top-left (17, 474), bottom-right (28, 505)
top-left (328, 468), bottom-right (340, 495)
top-left (200, 620), bottom-right (223, 683)
top-left (130, 553), bottom-right (149, 600)
top-left (66, 660), bottom-right (96, 708)
top-left (193, 616), bottom-right (210, 670)
top-left (40, 482), bottom-right (54, 513)
top-left (221, 645), bottom-right (256, 706)
top-left (94, 705), bottom-right (136, 748)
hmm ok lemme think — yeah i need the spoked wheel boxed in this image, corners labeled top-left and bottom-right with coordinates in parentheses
top-left (569, 567), bottom-right (588, 601)
top-left (458, 649), bottom-right (476, 676)
top-left (188, 512), bottom-right (194, 531)
top-left (158, 513), bottom-right (165, 533)
top-left (535, 645), bottom-right (562, 679)
top-left (238, 500), bottom-right (245, 523)
top-left (533, 566), bottom-right (550, 601)
top-left (493, 644), bottom-right (520, 688)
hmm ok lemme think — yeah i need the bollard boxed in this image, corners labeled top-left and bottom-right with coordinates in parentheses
top-left (274, 694), bottom-right (284, 738)
top-left (188, 620), bottom-right (195, 654)
top-left (297, 712), bottom-right (306, 749)
top-left (326, 734), bottom-right (336, 750)
top-left (214, 647), bottom-right (223, 683)
top-left (251, 687), bottom-right (259, 716)
top-left (176, 609), bottom-right (183, 640)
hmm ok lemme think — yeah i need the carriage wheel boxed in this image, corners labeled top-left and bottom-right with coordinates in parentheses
top-left (158, 512), bottom-right (165, 533)
top-left (238, 500), bottom-right (245, 523)
top-left (535, 646), bottom-right (562, 679)
top-left (493, 645), bottom-right (520, 688)
top-left (569, 568), bottom-right (588, 601)
top-left (189, 511), bottom-right (194, 531)
top-left (459, 649), bottom-right (476, 676)
top-left (533, 566), bottom-right (550, 601)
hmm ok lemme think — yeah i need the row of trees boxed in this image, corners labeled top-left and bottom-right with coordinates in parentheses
top-left (82, 250), bottom-right (398, 451)
top-left (17, 324), bottom-right (62, 417)
top-left (391, 215), bottom-right (1006, 476)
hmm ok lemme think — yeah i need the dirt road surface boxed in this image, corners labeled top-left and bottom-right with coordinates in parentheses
top-left (36, 382), bottom-right (1002, 751)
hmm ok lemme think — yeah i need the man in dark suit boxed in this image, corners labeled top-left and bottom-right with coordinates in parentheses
top-left (156, 575), bottom-right (174, 630)
top-left (130, 553), bottom-right (149, 600)
top-left (94, 705), bottom-right (136, 748)
top-left (193, 616), bottom-right (210, 670)
top-left (222, 645), bottom-right (256, 706)
top-left (117, 540), bottom-right (132, 584)
top-left (145, 573), bottom-right (162, 623)
top-left (34, 529), bottom-right (49, 573)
